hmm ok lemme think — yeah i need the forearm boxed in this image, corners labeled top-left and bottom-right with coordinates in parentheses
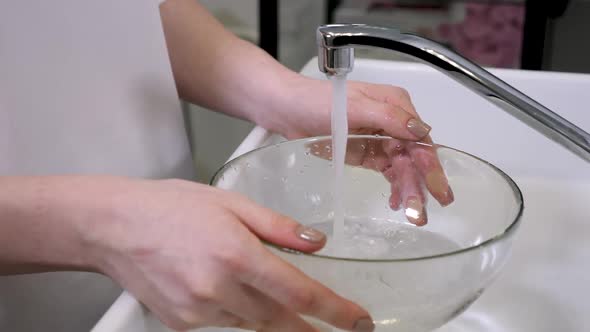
top-left (0, 176), bottom-right (108, 274)
top-left (160, 0), bottom-right (304, 129)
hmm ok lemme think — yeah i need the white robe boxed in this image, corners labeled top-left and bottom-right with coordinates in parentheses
top-left (0, 0), bottom-right (194, 330)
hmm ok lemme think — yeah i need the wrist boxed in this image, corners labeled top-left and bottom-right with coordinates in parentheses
top-left (253, 74), bottom-right (326, 137)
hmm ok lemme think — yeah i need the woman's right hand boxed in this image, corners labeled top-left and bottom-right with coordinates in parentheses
top-left (85, 177), bottom-right (374, 332)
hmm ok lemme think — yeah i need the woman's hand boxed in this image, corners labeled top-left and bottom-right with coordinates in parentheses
top-left (260, 78), bottom-right (454, 225)
top-left (87, 177), bottom-right (373, 331)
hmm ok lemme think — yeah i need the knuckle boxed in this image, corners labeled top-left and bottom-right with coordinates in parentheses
top-left (188, 283), bottom-right (218, 304)
top-left (216, 247), bottom-right (249, 274)
top-left (397, 87), bottom-right (411, 99)
top-left (168, 309), bottom-right (205, 330)
top-left (290, 289), bottom-right (316, 313)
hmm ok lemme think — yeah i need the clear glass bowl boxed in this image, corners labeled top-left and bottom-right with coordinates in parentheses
top-left (211, 135), bottom-right (523, 332)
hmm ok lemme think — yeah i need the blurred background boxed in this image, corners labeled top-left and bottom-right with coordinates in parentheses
top-left (188, 0), bottom-right (590, 182)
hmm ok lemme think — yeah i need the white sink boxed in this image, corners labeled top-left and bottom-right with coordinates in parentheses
top-left (92, 58), bottom-right (590, 332)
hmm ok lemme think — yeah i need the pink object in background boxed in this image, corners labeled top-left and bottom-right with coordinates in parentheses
top-left (438, 3), bottom-right (525, 68)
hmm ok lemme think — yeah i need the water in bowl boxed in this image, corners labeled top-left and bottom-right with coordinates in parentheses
top-left (311, 217), bottom-right (460, 260)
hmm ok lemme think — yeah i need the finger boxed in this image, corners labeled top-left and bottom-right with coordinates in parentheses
top-left (353, 83), bottom-right (454, 207)
top-left (215, 282), bottom-right (317, 331)
top-left (208, 310), bottom-right (248, 329)
top-left (389, 181), bottom-right (402, 211)
top-left (385, 168), bottom-right (402, 211)
top-left (358, 137), bottom-right (391, 172)
top-left (160, 306), bottom-right (243, 331)
top-left (241, 249), bottom-right (374, 332)
top-left (407, 140), bottom-right (454, 207)
top-left (215, 282), bottom-right (278, 327)
top-left (351, 82), bottom-right (417, 115)
top-left (306, 137), bottom-right (390, 172)
top-left (226, 194), bottom-right (326, 253)
top-left (257, 308), bottom-right (320, 332)
top-left (392, 153), bottom-right (427, 226)
top-left (349, 97), bottom-right (431, 141)
top-left (375, 89), bottom-right (454, 206)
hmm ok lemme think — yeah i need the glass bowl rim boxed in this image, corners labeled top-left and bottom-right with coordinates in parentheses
top-left (210, 135), bottom-right (524, 263)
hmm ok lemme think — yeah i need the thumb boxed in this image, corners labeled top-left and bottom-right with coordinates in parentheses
top-left (228, 193), bottom-right (327, 253)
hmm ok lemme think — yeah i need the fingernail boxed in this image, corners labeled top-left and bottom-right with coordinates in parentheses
top-left (446, 186), bottom-right (455, 204)
top-left (405, 196), bottom-right (427, 226)
top-left (295, 225), bottom-right (326, 243)
top-left (425, 171), bottom-right (454, 207)
top-left (353, 317), bottom-right (375, 332)
top-left (406, 118), bottom-right (432, 138)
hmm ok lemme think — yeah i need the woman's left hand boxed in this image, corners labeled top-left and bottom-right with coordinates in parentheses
top-left (260, 78), bottom-right (454, 225)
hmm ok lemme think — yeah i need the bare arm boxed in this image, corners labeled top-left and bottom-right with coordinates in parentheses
top-left (0, 176), bottom-right (97, 274)
top-left (160, 0), bottom-right (298, 129)
top-left (0, 175), bottom-right (371, 330)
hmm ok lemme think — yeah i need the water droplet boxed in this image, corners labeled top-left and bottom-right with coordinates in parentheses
top-left (303, 164), bottom-right (309, 168)
top-left (281, 176), bottom-right (288, 183)
top-left (298, 170), bottom-right (304, 175)
top-left (263, 176), bottom-right (269, 181)
top-left (313, 143), bottom-right (319, 148)
top-left (324, 145), bottom-right (331, 151)
top-left (360, 144), bottom-right (366, 150)
top-left (245, 162), bottom-right (251, 168)
top-left (381, 193), bottom-right (387, 198)
top-left (304, 151), bottom-right (310, 156)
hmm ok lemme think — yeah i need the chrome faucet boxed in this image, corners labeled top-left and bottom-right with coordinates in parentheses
top-left (317, 24), bottom-right (590, 162)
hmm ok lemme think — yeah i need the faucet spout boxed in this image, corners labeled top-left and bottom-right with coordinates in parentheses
top-left (317, 24), bottom-right (590, 163)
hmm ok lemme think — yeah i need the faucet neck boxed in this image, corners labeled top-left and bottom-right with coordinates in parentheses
top-left (316, 24), bottom-right (590, 162)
